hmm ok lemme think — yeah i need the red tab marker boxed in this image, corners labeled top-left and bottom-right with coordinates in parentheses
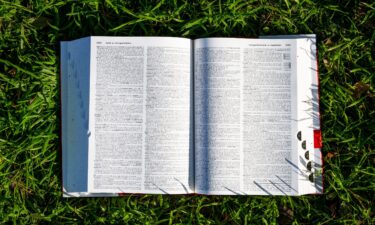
top-left (314, 130), bottom-right (322, 148)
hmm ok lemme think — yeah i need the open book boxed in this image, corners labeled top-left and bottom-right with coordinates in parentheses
top-left (61, 35), bottom-right (323, 197)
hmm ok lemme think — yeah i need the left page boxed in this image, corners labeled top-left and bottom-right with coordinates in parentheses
top-left (88, 37), bottom-right (194, 194)
top-left (62, 37), bottom-right (194, 196)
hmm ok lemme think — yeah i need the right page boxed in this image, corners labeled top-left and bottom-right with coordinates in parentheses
top-left (194, 36), bottom-right (322, 195)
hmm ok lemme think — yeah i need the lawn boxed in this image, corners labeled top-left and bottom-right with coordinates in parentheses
top-left (0, 0), bottom-right (374, 224)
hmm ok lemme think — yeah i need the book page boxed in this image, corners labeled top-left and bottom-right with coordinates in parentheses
top-left (88, 37), bottom-right (194, 194)
top-left (194, 38), bottom-right (300, 195)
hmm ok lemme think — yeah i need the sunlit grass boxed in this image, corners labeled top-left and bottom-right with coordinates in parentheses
top-left (0, 0), bottom-right (374, 224)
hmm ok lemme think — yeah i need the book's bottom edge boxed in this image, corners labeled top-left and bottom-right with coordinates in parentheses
top-left (63, 192), bottom-right (323, 197)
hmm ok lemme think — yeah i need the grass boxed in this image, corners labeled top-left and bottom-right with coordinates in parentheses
top-left (0, 0), bottom-right (374, 224)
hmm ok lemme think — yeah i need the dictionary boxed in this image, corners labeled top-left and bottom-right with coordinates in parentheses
top-left (60, 35), bottom-right (322, 197)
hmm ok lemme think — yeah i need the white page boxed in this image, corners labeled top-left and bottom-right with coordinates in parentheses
top-left (88, 37), bottom-right (194, 194)
top-left (194, 38), bottom-right (300, 195)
